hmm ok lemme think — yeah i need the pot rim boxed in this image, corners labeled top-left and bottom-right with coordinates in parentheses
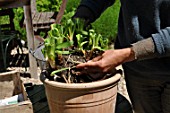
top-left (40, 73), bottom-right (121, 90)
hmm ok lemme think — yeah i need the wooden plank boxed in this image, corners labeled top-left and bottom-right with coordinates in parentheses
top-left (24, 5), bottom-right (38, 79)
top-left (0, 0), bottom-right (38, 79)
top-left (32, 13), bottom-right (41, 25)
top-left (56, 0), bottom-right (67, 24)
top-left (0, 71), bottom-right (33, 113)
top-left (0, 71), bottom-right (21, 99)
top-left (29, 0), bottom-right (55, 32)
top-left (0, 0), bottom-right (30, 8)
top-left (46, 12), bottom-right (55, 18)
top-left (31, 12), bottom-right (37, 21)
top-left (36, 12), bottom-right (47, 27)
top-left (30, 0), bottom-right (37, 12)
top-left (45, 13), bottom-right (55, 25)
top-left (22, 0), bottom-right (56, 37)
top-left (33, 20), bottom-right (55, 26)
top-left (0, 101), bottom-right (33, 113)
top-left (33, 25), bottom-right (51, 31)
top-left (0, 0), bottom-right (15, 1)
top-left (32, 13), bottom-right (55, 25)
top-left (32, 12), bottom-right (55, 31)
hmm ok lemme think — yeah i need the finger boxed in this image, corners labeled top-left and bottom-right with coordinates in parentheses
top-left (76, 62), bottom-right (87, 69)
top-left (92, 55), bottom-right (102, 62)
top-left (76, 69), bottom-right (98, 76)
top-left (76, 61), bottom-right (99, 69)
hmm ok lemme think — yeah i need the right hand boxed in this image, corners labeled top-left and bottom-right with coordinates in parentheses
top-left (76, 48), bottom-right (135, 78)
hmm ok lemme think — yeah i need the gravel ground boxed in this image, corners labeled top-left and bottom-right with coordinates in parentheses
top-left (116, 65), bottom-right (131, 103)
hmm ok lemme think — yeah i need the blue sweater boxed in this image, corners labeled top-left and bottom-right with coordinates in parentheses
top-left (78, 0), bottom-right (170, 79)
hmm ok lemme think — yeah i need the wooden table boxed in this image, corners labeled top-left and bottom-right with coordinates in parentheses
top-left (0, 0), bottom-right (38, 79)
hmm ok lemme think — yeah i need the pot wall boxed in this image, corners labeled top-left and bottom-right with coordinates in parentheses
top-left (42, 73), bottom-right (121, 113)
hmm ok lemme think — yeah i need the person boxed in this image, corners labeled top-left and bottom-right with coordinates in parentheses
top-left (74, 0), bottom-right (170, 113)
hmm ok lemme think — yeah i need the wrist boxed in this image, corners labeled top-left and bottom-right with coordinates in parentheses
top-left (122, 47), bottom-right (136, 63)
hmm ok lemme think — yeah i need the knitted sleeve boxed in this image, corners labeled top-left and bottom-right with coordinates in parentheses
top-left (132, 27), bottom-right (170, 60)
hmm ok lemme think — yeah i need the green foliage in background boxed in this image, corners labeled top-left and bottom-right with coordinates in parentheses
top-left (0, 0), bottom-right (120, 42)
top-left (13, 8), bottom-right (26, 40)
top-left (36, 0), bottom-right (61, 12)
top-left (65, 0), bottom-right (80, 11)
top-left (92, 0), bottom-right (120, 41)
top-left (0, 8), bottom-right (26, 40)
top-left (0, 16), bottom-right (9, 25)
top-left (66, 0), bottom-right (120, 41)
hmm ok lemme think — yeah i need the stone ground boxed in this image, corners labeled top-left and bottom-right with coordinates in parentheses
top-left (116, 65), bottom-right (131, 103)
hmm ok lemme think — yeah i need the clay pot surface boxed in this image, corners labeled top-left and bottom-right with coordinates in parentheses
top-left (41, 73), bottom-right (121, 113)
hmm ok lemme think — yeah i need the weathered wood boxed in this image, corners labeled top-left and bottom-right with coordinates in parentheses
top-left (56, 0), bottom-right (68, 24)
top-left (0, 71), bottom-right (33, 113)
top-left (32, 12), bottom-right (55, 25)
top-left (0, 72), bottom-right (21, 99)
top-left (32, 13), bottom-right (41, 25)
top-left (26, 0), bottom-right (56, 34)
top-left (0, 0), bottom-right (30, 8)
top-left (24, 4), bottom-right (38, 79)
top-left (0, 0), bottom-right (38, 79)
top-left (0, 0), bottom-right (15, 1)
top-left (30, 0), bottom-right (37, 13)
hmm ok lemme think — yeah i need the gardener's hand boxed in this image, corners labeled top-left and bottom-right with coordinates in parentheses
top-left (76, 48), bottom-right (135, 74)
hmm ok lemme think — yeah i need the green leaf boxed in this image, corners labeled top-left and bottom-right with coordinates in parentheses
top-left (56, 41), bottom-right (74, 49)
top-left (51, 66), bottom-right (76, 76)
top-left (56, 50), bottom-right (70, 55)
top-left (80, 41), bottom-right (88, 47)
top-left (51, 67), bottom-right (70, 76)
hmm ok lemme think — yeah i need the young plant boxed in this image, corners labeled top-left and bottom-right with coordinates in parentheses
top-left (73, 18), bottom-right (89, 55)
top-left (42, 23), bottom-right (73, 69)
top-left (87, 29), bottom-right (104, 59)
top-left (76, 34), bottom-right (88, 55)
top-left (42, 16), bottom-right (110, 83)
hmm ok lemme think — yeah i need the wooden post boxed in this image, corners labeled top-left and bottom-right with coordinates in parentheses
top-left (24, 4), bottom-right (38, 79)
top-left (56, 0), bottom-right (68, 24)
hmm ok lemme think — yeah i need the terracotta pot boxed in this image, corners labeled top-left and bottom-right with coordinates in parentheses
top-left (40, 72), bottom-right (121, 113)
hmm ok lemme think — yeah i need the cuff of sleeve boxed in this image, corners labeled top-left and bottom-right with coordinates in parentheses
top-left (131, 38), bottom-right (155, 60)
